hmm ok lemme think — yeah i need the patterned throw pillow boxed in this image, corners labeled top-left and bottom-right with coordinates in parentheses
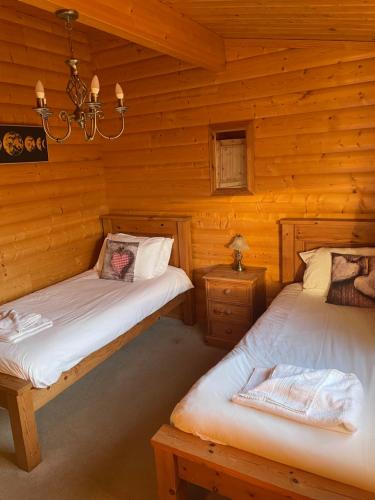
top-left (100, 240), bottom-right (139, 282)
top-left (327, 253), bottom-right (375, 307)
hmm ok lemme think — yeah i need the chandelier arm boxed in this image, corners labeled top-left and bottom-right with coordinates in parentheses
top-left (82, 111), bottom-right (97, 142)
top-left (41, 111), bottom-right (73, 144)
top-left (96, 113), bottom-right (126, 141)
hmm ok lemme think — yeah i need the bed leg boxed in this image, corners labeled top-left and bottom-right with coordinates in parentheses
top-left (7, 390), bottom-right (41, 471)
top-left (154, 447), bottom-right (187, 499)
top-left (182, 290), bottom-right (195, 326)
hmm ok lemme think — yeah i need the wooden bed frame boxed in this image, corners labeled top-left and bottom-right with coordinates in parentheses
top-left (0, 214), bottom-right (195, 472)
top-left (152, 218), bottom-right (375, 500)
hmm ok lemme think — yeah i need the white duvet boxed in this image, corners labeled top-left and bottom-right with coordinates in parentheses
top-left (0, 266), bottom-right (193, 388)
top-left (172, 284), bottom-right (375, 493)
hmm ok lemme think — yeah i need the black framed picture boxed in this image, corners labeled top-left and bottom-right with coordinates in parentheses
top-left (0, 125), bottom-right (48, 164)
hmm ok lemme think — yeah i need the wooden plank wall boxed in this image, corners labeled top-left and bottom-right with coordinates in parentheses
top-left (0, 2), bottom-right (107, 303)
top-left (93, 38), bottom-right (375, 322)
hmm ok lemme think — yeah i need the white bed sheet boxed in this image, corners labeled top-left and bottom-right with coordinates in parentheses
top-left (172, 284), bottom-right (375, 493)
top-left (0, 266), bottom-right (193, 388)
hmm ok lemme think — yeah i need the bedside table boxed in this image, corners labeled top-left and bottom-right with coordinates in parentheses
top-left (203, 265), bottom-right (266, 349)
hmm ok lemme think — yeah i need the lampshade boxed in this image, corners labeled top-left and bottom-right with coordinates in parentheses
top-left (229, 234), bottom-right (250, 252)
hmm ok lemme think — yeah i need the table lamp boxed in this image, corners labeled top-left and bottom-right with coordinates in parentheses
top-left (229, 234), bottom-right (250, 272)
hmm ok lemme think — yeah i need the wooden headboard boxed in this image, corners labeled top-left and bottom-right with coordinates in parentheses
top-left (280, 218), bottom-right (375, 284)
top-left (100, 214), bottom-right (192, 279)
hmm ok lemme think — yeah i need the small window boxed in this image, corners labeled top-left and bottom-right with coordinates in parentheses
top-left (209, 121), bottom-right (254, 196)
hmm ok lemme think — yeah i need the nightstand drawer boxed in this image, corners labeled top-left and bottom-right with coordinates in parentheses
top-left (207, 279), bottom-right (251, 304)
top-left (208, 301), bottom-right (252, 323)
top-left (209, 320), bottom-right (251, 342)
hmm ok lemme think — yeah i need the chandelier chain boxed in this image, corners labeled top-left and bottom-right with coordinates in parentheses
top-left (65, 19), bottom-right (75, 59)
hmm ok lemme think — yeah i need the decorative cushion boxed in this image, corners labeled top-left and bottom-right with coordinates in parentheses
top-left (327, 253), bottom-right (375, 307)
top-left (300, 246), bottom-right (375, 295)
top-left (95, 233), bottom-right (173, 281)
top-left (100, 240), bottom-right (139, 282)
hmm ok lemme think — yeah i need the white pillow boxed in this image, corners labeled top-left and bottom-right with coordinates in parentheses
top-left (300, 246), bottom-right (375, 295)
top-left (95, 233), bottom-right (173, 281)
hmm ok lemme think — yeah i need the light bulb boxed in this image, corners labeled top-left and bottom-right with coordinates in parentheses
top-left (115, 83), bottom-right (124, 100)
top-left (91, 75), bottom-right (100, 96)
top-left (35, 80), bottom-right (45, 99)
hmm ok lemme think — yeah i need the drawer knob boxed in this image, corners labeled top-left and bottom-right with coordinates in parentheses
top-left (213, 308), bottom-right (232, 315)
top-left (225, 328), bottom-right (232, 335)
top-left (223, 288), bottom-right (231, 295)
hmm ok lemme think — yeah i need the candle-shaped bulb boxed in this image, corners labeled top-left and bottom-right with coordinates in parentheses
top-left (91, 75), bottom-right (100, 96)
top-left (35, 80), bottom-right (45, 99)
top-left (115, 83), bottom-right (124, 100)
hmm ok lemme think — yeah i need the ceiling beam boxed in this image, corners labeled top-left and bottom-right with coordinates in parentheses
top-left (18, 0), bottom-right (226, 71)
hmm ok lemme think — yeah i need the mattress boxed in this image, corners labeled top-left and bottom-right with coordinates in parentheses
top-left (0, 266), bottom-right (193, 388)
top-left (171, 284), bottom-right (375, 493)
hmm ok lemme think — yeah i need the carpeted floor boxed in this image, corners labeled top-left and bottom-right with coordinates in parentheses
top-left (0, 318), bottom-right (228, 500)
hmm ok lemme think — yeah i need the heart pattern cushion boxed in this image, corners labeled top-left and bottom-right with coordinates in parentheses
top-left (327, 253), bottom-right (375, 308)
top-left (100, 240), bottom-right (139, 282)
top-left (111, 251), bottom-right (131, 274)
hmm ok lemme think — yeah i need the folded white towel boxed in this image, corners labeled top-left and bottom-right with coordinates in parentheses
top-left (232, 364), bottom-right (364, 433)
top-left (0, 309), bottom-right (42, 331)
top-left (0, 309), bottom-right (53, 343)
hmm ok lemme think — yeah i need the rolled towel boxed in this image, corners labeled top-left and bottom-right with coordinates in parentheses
top-left (0, 310), bottom-right (53, 343)
top-left (0, 310), bottom-right (42, 332)
top-left (232, 364), bottom-right (364, 433)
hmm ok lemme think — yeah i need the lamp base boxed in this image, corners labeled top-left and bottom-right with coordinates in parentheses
top-left (232, 251), bottom-right (245, 272)
top-left (232, 262), bottom-right (246, 272)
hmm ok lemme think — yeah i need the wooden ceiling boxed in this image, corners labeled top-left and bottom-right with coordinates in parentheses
top-left (16, 0), bottom-right (225, 71)
top-left (13, 0), bottom-right (375, 73)
top-left (159, 0), bottom-right (375, 42)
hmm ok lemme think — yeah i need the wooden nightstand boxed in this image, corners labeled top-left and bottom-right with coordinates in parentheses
top-left (203, 265), bottom-right (266, 349)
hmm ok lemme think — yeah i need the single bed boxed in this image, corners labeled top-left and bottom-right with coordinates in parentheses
top-left (0, 214), bottom-right (195, 471)
top-left (152, 218), bottom-right (375, 500)
top-left (0, 266), bottom-right (192, 388)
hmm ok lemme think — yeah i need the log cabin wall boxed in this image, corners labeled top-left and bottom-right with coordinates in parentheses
top-left (93, 38), bottom-right (375, 322)
top-left (0, 2), bottom-right (107, 303)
